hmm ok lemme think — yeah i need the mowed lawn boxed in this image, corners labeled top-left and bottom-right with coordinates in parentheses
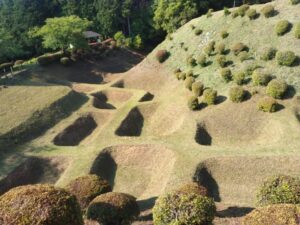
top-left (0, 85), bottom-right (71, 135)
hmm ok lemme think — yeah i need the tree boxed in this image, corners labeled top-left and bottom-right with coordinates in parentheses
top-left (0, 29), bottom-right (23, 63)
top-left (30, 16), bottom-right (92, 52)
top-left (153, 0), bottom-right (198, 33)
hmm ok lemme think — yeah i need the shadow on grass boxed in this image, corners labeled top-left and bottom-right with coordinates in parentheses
top-left (217, 206), bottom-right (254, 218)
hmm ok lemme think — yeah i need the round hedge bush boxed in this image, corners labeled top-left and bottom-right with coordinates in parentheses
top-left (232, 43), bottom-right (248, 56)
top-left (0, 184), bottom-right (83, 225)
top-left (294, 23), bottom-right (300, 38)
top-left (266, 79), bottom-right (288, 99)
top-left (187, 55), bottom-right (197, 67)
top-left (243, 204), bottom-right (300, 225)
top-left (86, 192), bottom-right (139, 225)
top-left (197, 54), bottom-right (207, 67)
top-left (224, 7), bottom-right (231, 16)
top-left (185, 77), bottom-right (195, 90)
top-left (179, 72), bottom-right (187, 80)
top-left (153, 192), bottom-right (216, 225)
top-left (229, 86), bottom-right (246, 103)
top-left (188, 96), bottom-right (199, 110)
top-left (252, 70), bottom-right (272, 86)
top-left (237, 4), bottom-right (250, 17)
top-left (276, 51), bottom-right (296, 66)
top-left (257, 175), bottom-right (300, 206)
top-left (221, 30), bottom-right (229, 39)
top-left (156, 50), bottom-right (169, 63)
top-left (60, 57), bottom-right (71, 66)
top-left (247, 9), bottom-right (258, 20)
top-left (258, 96), bottom-right (278, 113)
top-left (231, 10), bottom-right (239, 18)
top-left (233, 71), bottom-right (246, 85)
top-left (66, 174), bottom-right (112, 209)
top-left (275, 20), bottom-right (291, 36)
top-left (260, 47), bottom-right (277, 61)
top-left (195, 29), bottom-right (203, 36)
top-left (204, 41), bottom-right (215, 56)
top-left (216, 43), bottom-right (226, 55)
top-left (239, 51), bottom-right (250, 62)
top-left (290, 0), bottom-right (300, 5)
top-left (220, 68), bottom-right (232, 82)
top-left (192, 81), bottom-right (204, 97)
top-left (216, 55), bottom-right (227, 68)
top-left (203, 88), bottom-right (217, 105)
top-left (261, 5), bottom-right (275, 18)
top-left (175, 182), bottom-right (208, 197)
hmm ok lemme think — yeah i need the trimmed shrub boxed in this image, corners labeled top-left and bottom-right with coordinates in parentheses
top-left (224, 7), bottom-right (231, 16)
top-left (232, 10), bottom-right (239, 18)
top-left (66, 175), bottom-right (112, 209)
top-left (153, 192), bottom-right (216, 225)
top-left (275, 20), bottom-right (291, 36)
top-left (216, 43), bottom-right (226, 55)
top-left (156, 50), bottom-right (169, 63)
top-left (220, 68), bottom-right (232, 82)
top-left (216, 55), bottom-right (227, 68)
top-left (261, 5), bottom-right (275, 18)
top-left (190, 24), bottom-right (196, 30)
top-left (221, 30), bottom-right (229, 39)
top-left (14, 60), bottom-right (24, 66)
top-left (175, 182), bottom-right (208, 197)
top-left (243, 204), bottom-right (300, 225)
top-left (233, 71), bottom-right (246, 85)
top-left (204, 41), bottom-right (215, 56)
top-left (239, 51), bottom-right (250, 62)
top-left (192, 81), bottom-right (204, 97)
top-left (232, 42), bottom-right (248, 55)
top-left (60, 57), bottom-right (71, 66)
top-left (276, 51), bottom-right (296, 66)
top-left (290, 0), bottom-right (300, 5)
top-left (206, 9), bottom-right (213, 18)
top-left (266, 79), bottom-right (288, 99)
top-left (252, 70), bottom-right (272, 86)
top-left (187, 55), bottom-right (197, 67)
top-left (257, 175), bottom-right (300, 205)
top-left (258, 96), bottom-right (278, 112)
top-left (0, 184), bottom-right (83, 225)
top-left (195, 29), bottom-right (203, 36)
top-left (260, 47), bottom-right (277, 61)
top-left (185, 77), bottom-right (195, 90)
top-left (237, 4), bottom-right (250, 17)
top-left (294, 23), bottom-right (300, 38)
top-left (86, 192), bottom-right (140, 225)
top-left (245, 63), bottom-right (262, 76)
top-left (37, 52), bottom-right (63, 66)
top-left (188, 96), bottom-right (199, 110)
top-left (186, 70), bottom-right (194, 78)
top-left (229, 86), bottom-right (246, 103)
top-left (197, 54), bottom-right (207, 67)
top-left (203, 88), bottom-right (217, 105)
top-left (247, 9), bottom-right (259, 20)
top-left (179, 72), bottom-right (187, 80)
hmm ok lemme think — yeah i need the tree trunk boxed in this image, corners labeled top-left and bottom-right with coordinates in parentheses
top-left (127, 17), bottom-right (131, 36)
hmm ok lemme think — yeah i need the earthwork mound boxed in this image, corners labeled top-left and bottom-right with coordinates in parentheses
top-left (115, 107), bottom-right (144, 136)
top-left (90, 145), bottom-right (176, 199)
top-left (0, 157), bottom-right (67, 195)
top-left (53, 114), bottom-right (97, 146)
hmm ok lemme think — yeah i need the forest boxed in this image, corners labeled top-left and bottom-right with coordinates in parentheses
top-left (0, 0), bottom-right (271, 63)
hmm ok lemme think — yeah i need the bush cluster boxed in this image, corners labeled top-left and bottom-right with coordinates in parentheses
top-left (229, 86), bottom-right (246, 103)
top-left (258, 96), bottom-right (278, 113)
top-left (233, 71), bottom-right (246, 85)
top-left (295, 23), bottom-right (300, 38)
top-left (290, 0), bottom-right (300, 5)
top-left (220, 68), bottom-right (232, 82)
top-left (87, 192), bottom-right (140, 225)
top-left (37, 52), bottom-right (64, 66)
top-left (195, 29), bottom-right (203, 36)
top-left (276, 51), bottom-right (296, 66)
top-left (221, 30), bottom-right (229, 39)
top-left (237, 4), bottom-right (250, 17)
top-left (66, 175), bottom-right (112, 209)
top-left (216, 43), bottom-right (226, 55)
top-left (197, 54), bottom-right (207, 67)
top-left (204, 41), bottom-right (215, 56)
top-left (153, 192), bottom-right (216, 225)
top-left (203, 88), bottom-right (217, 105)
top-left (232, 43), bottom-right (248, 56)
top-left (266, 79), bottom-right (288, 99)
top-left (261, 5), bottom-right (275, 18)
top-left (0, 184), bottom-right (83, 225)
top-left (257, 175), bottom-right (300, 205)
top-left (216, 55), bottom-right (227, 68)
top-left (243, 204), bottom-right (300, 225)
top-left (192, 81), bottom-right (204, 97)
top-left (252, 70), bottom-right (272, 86)
top-left (224, 7), bottom-right (231, 16)
top-left (185, 77), bottom-right (195, 90)
top-left (247, 9), bottom-right (259, 20)
top-left (188, 96), bottom-right (199, 110)
top-left (260, 47), bottom-right (277, 61)
top-left (156, 50), bottom-right (169, 63)
top-left (275, 20), bottom-right (291, 36)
